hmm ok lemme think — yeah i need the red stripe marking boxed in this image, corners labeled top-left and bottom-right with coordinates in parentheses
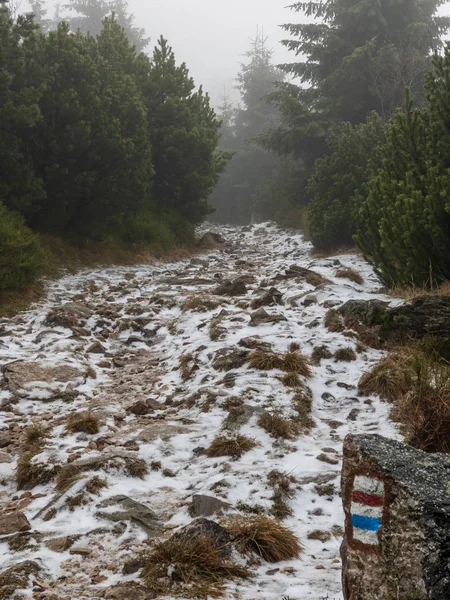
top-left (352, 491), bottom-right (384, 507)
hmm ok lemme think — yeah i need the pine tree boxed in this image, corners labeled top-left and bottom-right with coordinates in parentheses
top-left (209, 32), bottom-right (283, 224)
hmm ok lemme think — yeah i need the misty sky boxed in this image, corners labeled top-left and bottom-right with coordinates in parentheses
top-left (21, 0), bottom-right (294, 106)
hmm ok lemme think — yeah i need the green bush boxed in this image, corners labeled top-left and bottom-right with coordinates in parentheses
top-left (121, 211), bottom-right (176, 250)
top-left (0, 203), bottom-right (47, 291)
top-left (307, 114), bottom-right (385, 251)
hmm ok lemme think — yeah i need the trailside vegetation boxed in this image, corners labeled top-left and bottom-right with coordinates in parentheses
top-left (0, 0), bottom-right (224, 294)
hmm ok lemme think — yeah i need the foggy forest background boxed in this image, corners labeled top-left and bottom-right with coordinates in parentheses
top-left (2, 0), bottom-right (450, 296)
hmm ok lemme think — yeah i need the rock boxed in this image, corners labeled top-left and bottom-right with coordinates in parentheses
top-left (0, 451), bottom-right (12, 463)
top-left (2, 361), bottom-right (84, 392)
top-left (189, 495), bottom-right (231, 518)
top-left (196, 232), bottom-right (225, 248)
top-left (122, 557), bottom-right (146, 575)
top-left (173, 518), bottom-right (232, 557)
top-left (250, 308), bottom-right (287, 327)
top-left (190, 257), bottom-right (209, 267)
top-left (214, 279), bottom-right (247, 296)
top-left (105, 583), bottom-right (154, 600)
top-left (316, 453), bottom-right (339, 465)
top-left (303, 295), bottom-right (318, 307)
top-left (69, 547), bottom-right (92, 556)
top-left (96, 495), bottom-right (162, 536)
top-left (381, 296), bottom-right (450, 339)
top-left (341, 434), bottom-right (450, 600)
top-left (251, 287), bottom-right (283, 309)
top-left (212, 348), bottom-right (249, 372)
top-left (86, 341), bottom-right (106, 354)
top-left (0, 432), bottom-right (12, 448)
top-left (60, 303), bottom-right (94, 318)
top-left (45, 536), bottom-right (76, 553)
top-left (0, 561), bottom-right (41, 597)
top-left (285, 265), bottom-right (328, 285)
top-left (0, 511), bottom-right (31, 535)
top-left (338, 299), bottom-right (390, 327)
top-left (127, 401), bottom-right (152, 415)
top-left (266, 568), bottom-right (280, 575)
top-left (307, 529), bottom-right (332, 542)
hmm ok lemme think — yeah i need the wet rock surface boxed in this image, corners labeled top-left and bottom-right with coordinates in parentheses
top-left (0, 223), bottom-right (402, 599)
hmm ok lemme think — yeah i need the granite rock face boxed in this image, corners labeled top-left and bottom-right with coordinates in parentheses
top-left (341, 434), bottom-right (450, 600)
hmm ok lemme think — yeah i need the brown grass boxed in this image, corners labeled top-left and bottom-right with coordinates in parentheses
top-left (66, 411), bottom-right (100, 435)
top-left (257, 412), bottom-right (300, 440)
top-left (225, 515), bottom-right (303, 562)
top-left (182, 296), bottom-right (221, 312)
top-left (85, 476), bottom-right (108, 495)
top-left (389, 280), bottom-right (450, 300)
top-left (142, 534), bottom-right (249, 598)
top-left (267, 470), bottom-right (297, 520)
top-left (334, 347), bottom-right (357, 362)
top-left (16, 452), bottom-right (59, 490)
top-left (125, 457), bottom-right (149, 478)
top-left (280, 372), bottom-right (304, 388)
top-left (305, 272), bottom-right (329, 287)
top-left (358, 349), bottom-right (416, 402)
top-left (324, 309), bottom-right (345, 333)
top-left (248, 350), bottom-right (284, 371)
top-left (179, 353), bottom-right (198, 381)
top-left (209, 316), bottom-right (226, 342)
top-left (335, 268), bottom-right (364, 285)
top-left (206, 435), bottom-right (257, 459)
top-left (238, 337), bottom-right (272, 351)
top-left (292, 389), bottom-right (313, 416)
top-left (22, 424), bottom-right (48, 449)
top-left (212, 348), bottom-right (249, 372)
top-left (311, 345), bottom-right (333, 365)
top-left (282, 352), bottom-right (311, 377)
top-left (390, 359), bottom-right (450, 453)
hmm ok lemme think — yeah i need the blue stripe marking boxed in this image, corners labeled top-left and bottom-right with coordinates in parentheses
top-left (351, 514), bottom-right (381, 531)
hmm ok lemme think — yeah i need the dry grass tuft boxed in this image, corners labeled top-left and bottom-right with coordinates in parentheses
top-left (182, 296), bottom-right (221, 313)
top-left (66, 411), bottom-right (100, 435)
top-left (142, 534), bottom-right (250, 598)
top-left (23, 424), bottom-right (47, 449)
top-left (206, 435), bottom-right (257, 459)
top-left (282, 351), bottom-right (311, 377)
top-left (334, 347), bottom-right (357, 362)
top-left (305, 272), bottom-right (329, 287)
top-left (335, 268), bottom-right (364, 285)
top-left (268, 470), bottom-right (297, 520)
top-left (358, 349), bottom-right (416, 402)
top-left (324, 309), bottom-right (345, 333)
top-left (280, 372), bottom-right (303, 388)
top-left (179, 353), bottom-right (198, 381)
top-left (311, 345), bottom-right (333, 365)
top-left (238, 337), bottom-right (272, 351)
top-left (55, 464), bottom-right (81, 493)
top-left (257, 412), bottom-right (299, 440)
top-left (85, 475), bottom-right (108, 495)
top-left (248, 350), bottom-right (284, 371)
top-left (125, 457), bottom-right (149, 478)
top-left (390, 279), bottom-right (450, 301)
top-left (225, 515), bottom-right (303, 562)
top-left (16, 452), bottom-right (59, 490)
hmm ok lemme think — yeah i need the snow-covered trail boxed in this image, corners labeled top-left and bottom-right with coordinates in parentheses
top-left (0, 223), bottom-right (400, 599)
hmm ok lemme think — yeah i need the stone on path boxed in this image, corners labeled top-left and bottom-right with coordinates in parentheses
top-left (0, 511), bottom-right (31, 535)
top-left (189, 495), bottom-right (231, 518)
top-left (96, 495), bottom-right (162, 536)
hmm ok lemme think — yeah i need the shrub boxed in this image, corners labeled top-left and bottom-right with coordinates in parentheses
top-left (334, 347), bottom-right (357, 362)
top-left (248, 350), bottom-right (284, 370)
top-left (225, 515), bottom-right (303, 562)
top-left (0, 203), bottom-right (47, 292)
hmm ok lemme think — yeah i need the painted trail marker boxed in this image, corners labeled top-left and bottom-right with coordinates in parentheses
top-left (350, 475), bottom-right (385, 546)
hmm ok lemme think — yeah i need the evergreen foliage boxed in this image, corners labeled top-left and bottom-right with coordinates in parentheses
top-left (356, 66), bottom-right (450, 285)
top-left (0, 203), bottom-right (46, 291)
top-left (308, 113), bottom-right (385, 251)
top-left (0, 1), bottom-right (223, 291)
top-left (208, 33), bottom-right (283, 224)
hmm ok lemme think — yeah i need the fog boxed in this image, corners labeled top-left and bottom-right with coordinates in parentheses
top-left (21, 0), bottom-right (293, 105)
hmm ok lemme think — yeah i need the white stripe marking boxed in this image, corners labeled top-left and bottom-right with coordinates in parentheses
top-left (354, 475), bottom-right (384, 495)
top-left (351, 502), bottom-right (383, 519)
top-left (353, 528), bottom-right (379, 545)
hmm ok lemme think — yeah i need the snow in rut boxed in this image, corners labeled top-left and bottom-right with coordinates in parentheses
top-left (0, 223), bottom-right (400, 599)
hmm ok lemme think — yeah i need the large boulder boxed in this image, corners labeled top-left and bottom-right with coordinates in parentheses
top-left (0, 561), bottom-right (41, 598)
top-left (341, 434), bottom-right (450, 600)
top-left (196, 232), bottom-right (225, 249)
top-left (382, 296), bottom-right (450, 338)
top-left (338, 300), bottom-right (390, 327)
